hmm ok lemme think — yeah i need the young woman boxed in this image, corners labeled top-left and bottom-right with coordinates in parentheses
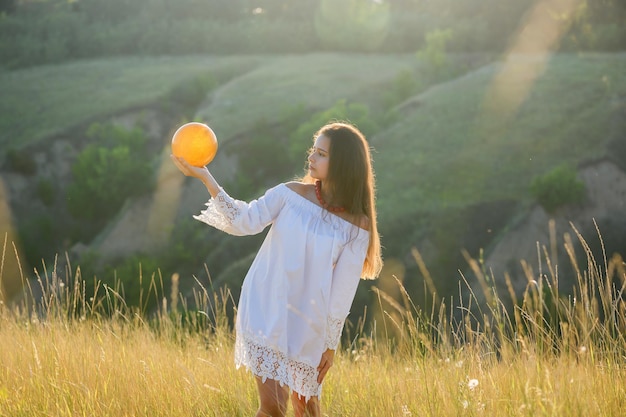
top-left (171, 122), bottom-right (383, 417)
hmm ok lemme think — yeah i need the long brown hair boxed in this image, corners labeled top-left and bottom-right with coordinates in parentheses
top-left (302, 122), bottom-right (383, 279)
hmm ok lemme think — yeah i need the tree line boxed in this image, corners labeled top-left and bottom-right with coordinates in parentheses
top-left (1, 0), bottom-right (624, 68)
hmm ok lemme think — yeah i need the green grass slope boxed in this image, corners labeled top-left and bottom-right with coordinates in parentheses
top-left (195, 53), bottom-right (418, 142)
top-left (1, 52), bottom-right (624, 288)
top-left (0, 55), bottom-right (265, 152)
top-left (373, 53), bottom-right (626, 222)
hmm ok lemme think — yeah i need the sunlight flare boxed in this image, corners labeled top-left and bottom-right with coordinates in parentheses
top-left (481, 0), bottom-right (580, 125)
top-left (146, 146), bottom-right (186, 246)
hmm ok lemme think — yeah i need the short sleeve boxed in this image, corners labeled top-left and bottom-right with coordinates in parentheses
top-left (193, 184), bottom-right (285, 236)
top-left (324, 233), bottom-right (368, 350)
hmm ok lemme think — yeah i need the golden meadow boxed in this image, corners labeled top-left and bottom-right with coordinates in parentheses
top-left (1, 224), bottom-right (625, 416)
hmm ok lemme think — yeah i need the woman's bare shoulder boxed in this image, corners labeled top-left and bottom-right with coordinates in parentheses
top-left (285, 181), bottom-right (312, 197)
top-left (285, 181), bottom-right (370, 231)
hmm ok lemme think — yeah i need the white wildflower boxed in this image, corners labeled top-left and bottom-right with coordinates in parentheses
top-left (468, 379), bottom-right (479, 390)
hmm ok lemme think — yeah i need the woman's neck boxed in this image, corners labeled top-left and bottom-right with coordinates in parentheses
top-left (315, 180), bottom-right (344, 213)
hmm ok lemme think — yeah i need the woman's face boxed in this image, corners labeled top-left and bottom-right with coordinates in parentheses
top-left (308, 134), bottom-right (330, 181)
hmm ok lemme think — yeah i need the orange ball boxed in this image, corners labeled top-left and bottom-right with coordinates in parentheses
top-left (171, 122), bottom-right (218, 167)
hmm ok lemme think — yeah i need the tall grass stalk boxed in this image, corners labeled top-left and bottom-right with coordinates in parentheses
top-left (1, 225), bottom-right (625, 416)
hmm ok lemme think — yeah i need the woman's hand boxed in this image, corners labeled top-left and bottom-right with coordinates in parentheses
top-left (170, 154), bottom-right (221, 198)
top-left (317, 349), bottom-right (335, 384)
top-left (170, 154), bottom-right (209, 179)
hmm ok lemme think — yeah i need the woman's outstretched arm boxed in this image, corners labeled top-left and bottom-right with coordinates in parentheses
top-left (172, 154), bottom-right (285, 236)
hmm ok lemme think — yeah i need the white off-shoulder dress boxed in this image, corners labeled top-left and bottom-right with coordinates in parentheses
top-left (194, 183), bottom-right (368, 400)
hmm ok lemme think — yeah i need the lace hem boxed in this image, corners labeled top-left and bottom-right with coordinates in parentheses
top-left (193, 189), bottom-right (241, 231)
top-left (325, 316), bottom-right (345, 350)
top-left (235, 333), bottom-right (322, 401)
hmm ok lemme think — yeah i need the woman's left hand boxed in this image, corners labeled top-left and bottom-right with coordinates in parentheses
top-left (170, 154), bottom-right (209, 179)
top-left (317, 349), bottom-right (335, 384)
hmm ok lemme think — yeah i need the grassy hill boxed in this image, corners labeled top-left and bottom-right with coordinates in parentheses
top-left (374, 53), bottom-right (626, 222)
top-left (1, 51), bottom-right (625, 307)
top-left (0, 55), bottom-right (266, 152)
top-left (194, 53), bottom-right (420, 141)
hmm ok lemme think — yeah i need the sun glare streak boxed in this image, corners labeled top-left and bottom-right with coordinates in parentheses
top-left (146, 147), bottom-right (186, 245)
top-left (481, 0), bottom-right (580, 125)
top-left (0, 178), bottom-right (27, 302)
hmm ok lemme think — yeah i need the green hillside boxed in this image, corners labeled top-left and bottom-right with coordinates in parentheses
top-left (374, 53), bottom-right (626, 221)
top-left (195, 53), bottom-right (419, 141)
top-left (0, 55), bottom-right (265, 152)
top-left (1, 52), bottom-right (624, 306)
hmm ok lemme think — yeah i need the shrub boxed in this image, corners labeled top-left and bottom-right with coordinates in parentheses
top-left (530, 164), bottom-right (585, 213)
top-left (76, 252), bottom-right (164, 313)
top-left (229, 119), bottom-right (294, 195)
top-left (0, 0), bottom-right (16, 15)
top-left (37, 178), bottom-right (55, 206)
top-left (5, 147), bottom-right (36, 175)
top-left (101, 254), bottom-right (163, 310)
top-left (417, 28), bottom-right (454, 82)
top-left (382, 69), bottom-right (423, 110)
top-left (167, 73), bottom-right (218, 111)
top-left (314, 0), bottom-right (390, 52)
top-left (17, 214), bottom-right (55, 267)
top-left (606, 101), bottom-right (626, 171)
top-left (66, 123), bottom-right (155, 225)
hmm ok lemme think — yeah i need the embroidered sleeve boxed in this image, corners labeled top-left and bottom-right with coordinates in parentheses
top-left (324, 316), bottom-right (345, 351)
top-left (193, 189), bottom-right (241, 232)
top-left (193, 185), bottom-right (284, 236)
top-left (325, 234), bottom-right (368, 350)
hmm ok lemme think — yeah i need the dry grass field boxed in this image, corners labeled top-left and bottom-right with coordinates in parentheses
top-left (1, 227), bottom-right (625, 416)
